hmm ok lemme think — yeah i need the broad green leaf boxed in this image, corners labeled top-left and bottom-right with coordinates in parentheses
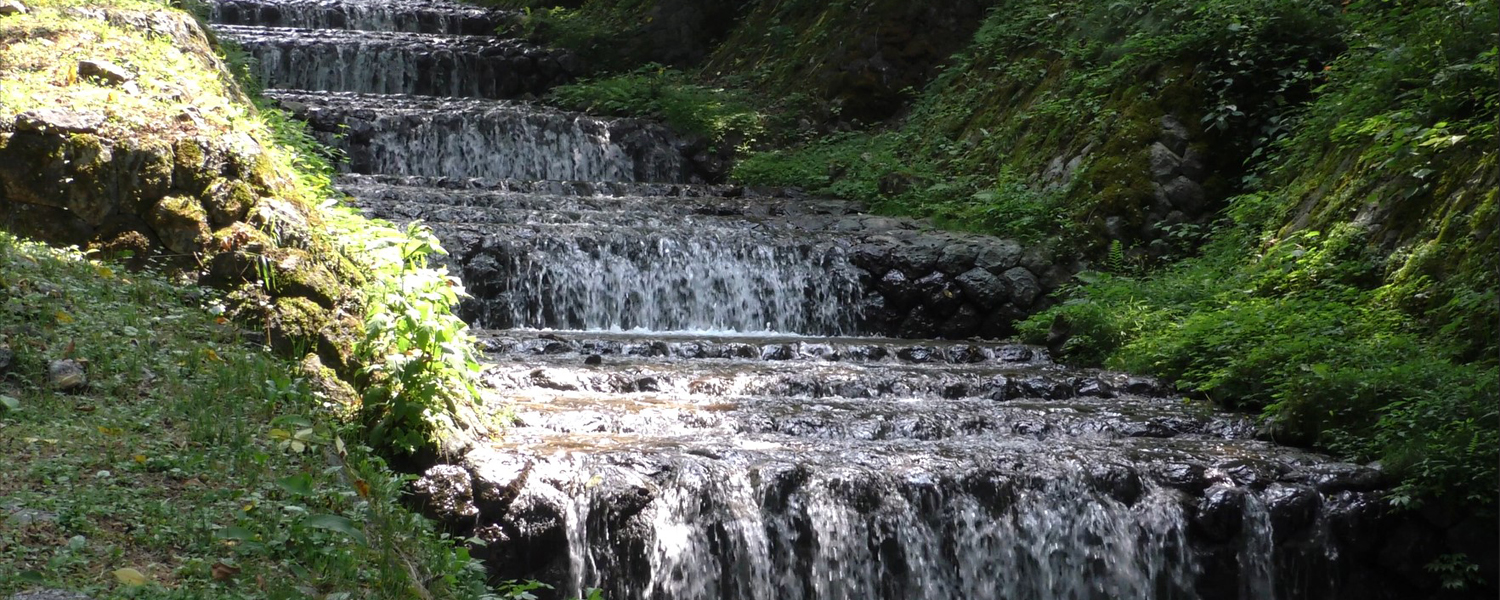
top-left (0, 395), bottom-right (18, 411)
top-left (305, 514), bottom-right (367, 545)
top-left (113, 567), bottom-right (149, 586)
top-left (216, 526), bottom-right (256, 541)
top-left (277, 473), bottom-right (314, 496)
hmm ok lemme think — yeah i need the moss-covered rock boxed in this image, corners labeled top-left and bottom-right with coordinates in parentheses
top-left (200, 177), bottom-right (257, 228)
top-left (145, 194), bottom-right (209, 255)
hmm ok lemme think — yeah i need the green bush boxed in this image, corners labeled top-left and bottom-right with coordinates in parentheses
top-left (550, 64), bottom-right (764, 148)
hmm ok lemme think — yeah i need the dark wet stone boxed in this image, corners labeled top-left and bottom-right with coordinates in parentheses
top-left (1075, 378), bottom-right (1114, 398)
top-left (1193, 485), bottom-right (1246, 541)
top-left (996, 345), bottom-right (1033, 362)
top-left (584, 354), bottom-right (603, 366)
top-left (895, 346), bottom-right (934, 363)
top-left (1001, 267), bottom-right (1042, 308)
top-left (954, 267), bottom-right (1007, 308)
top-left (1264, 484), bottom-right (1319, 542)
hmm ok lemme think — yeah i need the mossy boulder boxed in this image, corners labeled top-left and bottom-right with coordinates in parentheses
top-left (146, 194), bottom-right (210, 255)
top-left (200, 178), bottom-right (257, 228)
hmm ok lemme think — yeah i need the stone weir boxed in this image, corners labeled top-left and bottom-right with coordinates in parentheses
top-left (339, 174), bottom-right (1060, 339)
top-left (216, 25), bottom-right (577, 98)
top-left (210, 0), bottom-right (508, 34)
top-left (201, 0), bottom-right (1465, 598)
top-left (276, 92), bottom-right (690, 183)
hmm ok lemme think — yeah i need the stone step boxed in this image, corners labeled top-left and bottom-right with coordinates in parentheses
top-left (210, 0), bottom-right (510, 34)
top-left (269, 90), bottom-right (685, 181)
top-left (217, 26), bottom-right (575, 98)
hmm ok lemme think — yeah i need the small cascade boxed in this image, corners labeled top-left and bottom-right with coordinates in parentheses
top-left (217, 26), bottom-right (573, 99)
top-left (342, 179), bottom-right (864, 333)
top-left (210, 0), bottom-right (507, 34)
top-left (277, 92), bottom-right (686, 182)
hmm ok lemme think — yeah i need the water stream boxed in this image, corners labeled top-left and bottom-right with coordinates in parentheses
top-left (209, 3), bottom-right (1404, 598)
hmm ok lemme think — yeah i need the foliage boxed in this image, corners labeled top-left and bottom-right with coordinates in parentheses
top-left (488, 0), bottom-right (652, 71)
top-left (550, 64), bottom-right (764, 147)
top-left (734, 0), bottom-right (1343, 250)
top-left (338, 219), bottom-right (484, 455)
top-left (0, 235), bottom-right (496, 599)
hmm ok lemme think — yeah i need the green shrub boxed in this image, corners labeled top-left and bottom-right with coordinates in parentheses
top-left (550, 64), bottom-right (764, 147)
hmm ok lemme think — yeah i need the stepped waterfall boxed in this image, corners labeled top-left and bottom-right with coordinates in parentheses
top-left (206, 2), bottom-right (1396, 598)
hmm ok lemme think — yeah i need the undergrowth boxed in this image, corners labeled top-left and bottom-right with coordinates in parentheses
top-left (549, 64), bottom-right (763, 149)
top-left (1018, 0), bottom-right (1498, 512)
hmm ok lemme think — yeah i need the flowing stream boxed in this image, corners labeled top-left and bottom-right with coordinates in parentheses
top-left (209, 3), bottom-right (1404, 598)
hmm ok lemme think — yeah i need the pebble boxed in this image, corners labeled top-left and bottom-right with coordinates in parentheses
top-left (48, 359), bottom-right (86, 391)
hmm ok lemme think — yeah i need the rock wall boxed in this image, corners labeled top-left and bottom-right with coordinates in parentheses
top-left (0, 8), bottom-right (371, 381)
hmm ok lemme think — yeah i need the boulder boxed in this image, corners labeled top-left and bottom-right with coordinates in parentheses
top-left (954, 267), bottom-right (1008, 308)
top-left (145, 195), bottom-right (209, 255)
top-left (1001, 267), bottom-right (1041, 308)
top-left (48, 359), bottom-right (86, 391)
top-left (13, 109), bottom-right (103, 135)
top-left (77, 59), bottom-right (133, 86)
top-left (0, 0), bottom-right (29, 16)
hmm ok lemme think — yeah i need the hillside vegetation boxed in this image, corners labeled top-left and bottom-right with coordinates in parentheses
top-left (0, 0), bottom-right (501, 596)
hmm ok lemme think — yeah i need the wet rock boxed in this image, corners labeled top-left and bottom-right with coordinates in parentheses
top-left (529, 368), bottom-right (581, 391)
top-left (584, 354), bottom-right (603, 366)
top-left (1074, 378), bottom-right (1114, 398)
top-left (467, 448), bottom-right (529, 512)
top-left (1000, 267), bottom-right (1041, 307)
top-left (954, 267), bottom-right (1007, 308)
top-left (974, 238), bottom-right (1023, 272)
top-left (1264, 484), bottom-right (1319, 541)
top-left (1158, 462), bottom-right (1209, 494)
top-left (1122, 376), bottom-right (1165, 395)
top-left (413, 464), bottom-right (479, 522)
top-left (13, 109), bottom-right (103, 135)
top-left (1193, 484), bottom-right (1246, 541)
top-left (1088, 464), bottom-right (1143, 506)
top-left (48, 359), bottom-right (86, 391)
top-left (0, 0), bottom-right (28, 16)
top-left (914, 272), bottom-right (962, 317)
top-left (996, 345), bottom-right (1033, 362)
top-left (77, 59), bottom-right (133, 85)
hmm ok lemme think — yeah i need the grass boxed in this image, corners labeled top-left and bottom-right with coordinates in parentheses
top-left (0, 234), bottom-right (494, 599)
top-left (0, 0), bottom-right (254, 142)
top-left (2, 0), bottom-right (509, 596)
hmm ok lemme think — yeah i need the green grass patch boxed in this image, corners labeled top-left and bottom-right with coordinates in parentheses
top-left (0, 234), bottom-right (495, 599)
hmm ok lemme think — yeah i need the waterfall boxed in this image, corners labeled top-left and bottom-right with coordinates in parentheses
top-left (204, 1), bottom-right (1405, 598)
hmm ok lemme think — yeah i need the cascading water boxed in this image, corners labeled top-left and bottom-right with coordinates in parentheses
top-left (205, 2), bottom-right (1417, 598)
top-left (276, 92), bottom-right (687, 182)
top-left (211, 0), bottom-right (504, 34)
